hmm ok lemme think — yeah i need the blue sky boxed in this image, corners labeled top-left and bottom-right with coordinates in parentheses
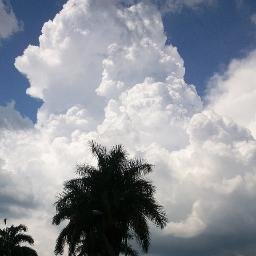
top-left (164, 0), bottom-right (256, 95)
top-left (1, 0), bottom-right (256, 121)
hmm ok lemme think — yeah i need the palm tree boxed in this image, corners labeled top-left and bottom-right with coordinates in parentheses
top-left (0, 224), bottom-right (38, 256)
top-left (53, 141), bottom-right (167, 255)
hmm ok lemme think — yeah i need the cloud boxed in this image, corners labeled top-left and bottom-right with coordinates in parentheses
top-left (250, 13), bottom-right (256, 25)
top-left (1, 0), bottom-right (256, 255)
top-left (97, 77), bottom-right (201, 150)
top-left (0, 102), bottom-right (33, 130)
top-left (165, 110), bottom-right (256, 235)
top-left (0, 0), bottom-right (21, 39)
top-left (207, 50), bottom-right (256, 137)
top-left (0, 158), bottom-right (38, 219)
top-left (149, 230), bottom-right (256, 256)
top-left (120, 0), bottom-right (214, 12)
top-left (165, 201), bottom-right (206, 238)
top-left (153, 0), bottom-right (215, 13)
top-left (0, 103), bottom-right (37, 219)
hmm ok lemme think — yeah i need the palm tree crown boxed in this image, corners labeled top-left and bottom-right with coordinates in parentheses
top-left (53, 141), bottom-right (167, 255)
top-left (0, 224), bottom-right (38, 256)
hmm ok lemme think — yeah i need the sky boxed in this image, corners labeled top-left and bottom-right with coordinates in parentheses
top-left (1, 0), bottom-right (256, 255)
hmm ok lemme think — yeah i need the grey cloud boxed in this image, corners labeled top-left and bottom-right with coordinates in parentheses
top-left (119, 0), bottom-right (214, 12)
top-left (0, 0), bottom-right (21, 39)
top-left (0, 102), bottom-right (32, 130)
top-left (149, 231), bottom-right (256, 256)
top-left (0, 159), bottom-right (38, 219)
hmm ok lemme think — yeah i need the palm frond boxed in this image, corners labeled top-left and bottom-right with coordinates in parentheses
top-left (54, 222), bottom-right (73, 255)
top-left (130, 214), bottom-right (150, 253)
top-left (10, 224), bottom-right (27, 236)
top-left (13, 233), bottom-right (34, 245)
top-left (89, 140), bottom-right (107, 166)
top-left (76, 164), bottom-right (97, 177)
top-left (20, 246), bottom-right (38, 256)
top-left (127, 159), bottom-right (153, 177)
top-left (120, 241), bottom-right (139, 256)
top-left (144, 202), bottom-right (167, 229)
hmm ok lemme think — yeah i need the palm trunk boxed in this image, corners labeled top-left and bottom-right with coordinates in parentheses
top-left (124, 236), bottom-right (128, 256)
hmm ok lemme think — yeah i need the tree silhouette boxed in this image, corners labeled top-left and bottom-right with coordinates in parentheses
top-left (0, 224), bottom-right (38, 256)
top-left (53, 141), bottom-right (167, 255)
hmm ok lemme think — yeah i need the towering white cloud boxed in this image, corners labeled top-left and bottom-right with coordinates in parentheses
top-left (207, 50), bottom-right (256, 137)
top-left (164, 110), bottom-right (256, 237)
top-left (0, 0), bottom-right (256, 255)
top-left (0, 0), bottom-right (20, 39)
top-left (98, 77), bottom-right (201, 151)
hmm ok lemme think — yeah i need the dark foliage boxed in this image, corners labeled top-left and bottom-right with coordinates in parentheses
top-left (0, 224), bottom-right (38, 256)
top-left (53, 141), bottom-right (167, 255)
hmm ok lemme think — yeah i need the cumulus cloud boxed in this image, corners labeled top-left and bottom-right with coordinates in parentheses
top-left (207, 50), bottom-right (256, 137)
top-left (165, 110), bottom-right (256, 234)
top-left (97, 77), bottom-right (201, 150)
top-left (0, 158), bottom-right (38, 219)
top-left (0, 104), bottom-right (37, 220)
top-left (0, 102), bottom-right (32, 130)
top-left (0, 0), bottom-right (20, 39)
top-left (0, 0), bottom-right (256, 255)
top-left (165, 201), bottom-right (206, 238)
